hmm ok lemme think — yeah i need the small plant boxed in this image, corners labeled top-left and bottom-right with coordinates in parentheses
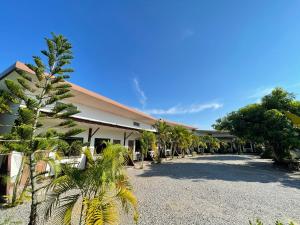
top-left (249, 219), bottom-right (297, 225)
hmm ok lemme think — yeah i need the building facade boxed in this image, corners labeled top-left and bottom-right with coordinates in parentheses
top-left (0, 62), bottom-right (196, 199)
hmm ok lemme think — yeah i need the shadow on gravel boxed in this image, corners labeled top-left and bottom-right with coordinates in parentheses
top-left (138, 155), bottom-right (300, 190)
top-left (192, 155), bottom-right (253, 161)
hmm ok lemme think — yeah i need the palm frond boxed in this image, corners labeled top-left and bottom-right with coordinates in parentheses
top-left (44, 175), bottom-right (77, 222)
top-left (84, 196), bottom-right (119, 225)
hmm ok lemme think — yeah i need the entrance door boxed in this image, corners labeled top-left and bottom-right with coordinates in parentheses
top-left (135, 140), bottom-right (141, 153)
top-left (94, 138), bottom-right (110, 154)
top-left (128, 140), bottom-right (134, 151)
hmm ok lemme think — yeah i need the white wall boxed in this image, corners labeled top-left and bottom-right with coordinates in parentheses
top-left (69, 102), bottom-right (155, 132)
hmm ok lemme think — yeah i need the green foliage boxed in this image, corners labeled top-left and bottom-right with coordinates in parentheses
top-left (57, 140), bottom-right (83, 157)
top-left (44, 144), bottom-right (138, 225)
top-left (169, 125), bottom-right (192, 157)
top-left (153, 120), bottom-right (172, 157)
top-left (0, 90), bottom-right (18, 114)
top-left (202, 135), bottom-right (220, 153)
top-left (0, 33), bottom-right (84, 225)
top-left (214, 87), bottom-right (300, 163)
top-left (260, 148), bottom-right (274, 159)
top-left (139, 131), bottom-right (156, 168)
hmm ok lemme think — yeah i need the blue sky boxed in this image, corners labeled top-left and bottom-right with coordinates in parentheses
top-left (1, 1), bottom-right (300, 129)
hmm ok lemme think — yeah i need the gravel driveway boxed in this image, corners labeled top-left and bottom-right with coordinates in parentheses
top-left (1, 154), bottom-right (299, 225)
top-left (124, 155), bottom-right (300, 225)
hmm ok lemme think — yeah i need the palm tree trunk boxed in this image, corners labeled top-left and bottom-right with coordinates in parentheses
top-left (79, 200), bottom-right (85, 225)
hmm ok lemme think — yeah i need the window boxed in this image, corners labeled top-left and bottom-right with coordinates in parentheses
top-left (94, 138), bottom-right (110, 154)
top-left (133, 122), bottom-right (140, 127)
top-left (113, 139), bottom-right (121, 144)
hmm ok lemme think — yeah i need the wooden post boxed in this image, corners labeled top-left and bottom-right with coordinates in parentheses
top-left (123, 132), bottom-right (126, 146)
top-left (88, 128), bottom-right (92, 144)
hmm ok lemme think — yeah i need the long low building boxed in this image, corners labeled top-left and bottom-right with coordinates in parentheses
top-left (0, 61), bottom-right (196, 199)
top-left (0, 62), bottom-right (196, 153)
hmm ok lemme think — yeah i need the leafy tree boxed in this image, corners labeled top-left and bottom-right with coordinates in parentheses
top-left (178, 129), bottom-right (192, 158)
top-left (191, 134), bottom-right (207, 153)
top-left (44, 144), bottom-right (138, 225)
top-left (214, 88), bottom-right (300, 162)
top-left (202, 135), bottom-right (220, 153)
top-left (169, 126), bottom-right (192, 158)
top-left (139, 131), bottom-right (156, 168)
top-left (0, 33), bottom-right (83, 225)
top-left (153, 120), bottom-right (171, 158)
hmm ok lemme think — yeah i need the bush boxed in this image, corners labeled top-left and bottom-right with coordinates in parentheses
top-left (260, 148), bottom-right (274, 159)
top-left (69, 140), bottom-right (83, 156)
top-left (57, 139), bottom-right (70, 156)
top-left (57, 139), bottom-right (83, 157)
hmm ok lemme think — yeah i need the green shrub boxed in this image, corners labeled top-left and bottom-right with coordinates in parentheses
top-left (69, 140), bottom-right (83, 156)
top-left (57, 139), bottom-right (70, 156)
top-left (260, 148), bottom-right (274, 159)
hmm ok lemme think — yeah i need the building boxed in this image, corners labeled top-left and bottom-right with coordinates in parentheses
top-left (0, 62), bottom-right (196, 199)
top-left (195, 129), bottom-right (255, 153)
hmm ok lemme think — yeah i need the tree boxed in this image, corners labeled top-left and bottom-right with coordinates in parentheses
top-left (0, 90), bottom-right (17, 115)
top-left (178, 129), bottom-right (192, 158)
top-left (0, 33), bottom-right (83, 225)
top-left (202, 135), bottom-right (220, 153)
top-left (169, 126), bottom-right (191, 158)
top-left (191, 135), bottom-right (207, 153)
top-left (139, 131), bottom-right (156, 168)
top-left (153, 120), bottom-right (171, 158)
top-left (214, 87), bottom-right (300, 162)
top-left (44, 144), bottom-right (138, 225)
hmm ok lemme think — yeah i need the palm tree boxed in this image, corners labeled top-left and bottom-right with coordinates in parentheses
top-left (191, 135), bottom-right (207, 154)
top-left (153, 120), bottom-right (171, 158)
top-left (169, 126), bottom-right (191, 158)
top-left (139, 131), bottom-right (156, 168)
top-left (178, 129), bottom-right (193, 158)
top-left (202, 135), bottom-right (220, 153)
top-left (44, 144), bottom-right (138, 225)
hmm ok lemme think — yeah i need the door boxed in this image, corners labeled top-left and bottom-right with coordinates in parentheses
top-left (128, 140), bottom-right (134, 151)
top-left (135, 140), bottom-right (141, 153)
top-left (94, 138), bottom-right (110, 154)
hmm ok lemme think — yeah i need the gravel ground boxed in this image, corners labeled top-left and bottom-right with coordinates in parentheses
top-left (1, 154), bottom-right (300, 225)
top-left (124, 155), bottom-right (300, 225)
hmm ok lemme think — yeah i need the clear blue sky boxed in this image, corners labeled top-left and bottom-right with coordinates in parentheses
top-left (1, 0), bottom-right (300, 129)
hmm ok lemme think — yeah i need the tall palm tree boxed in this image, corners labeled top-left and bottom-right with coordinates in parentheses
top-left (170, 126), bottom-right (191, 158)
top-left (191, 135), bottom-right (207, 154)
top-left (44, 144), bottom-right (138, 225)
top-left (139, 131), bottom-right (156, 168)
top-left (203, 135), bottom-right (220, 153)
top-left (178, 129), bottom-right (193, 158)
top-left (153, 120), bottom-right (171, 158)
